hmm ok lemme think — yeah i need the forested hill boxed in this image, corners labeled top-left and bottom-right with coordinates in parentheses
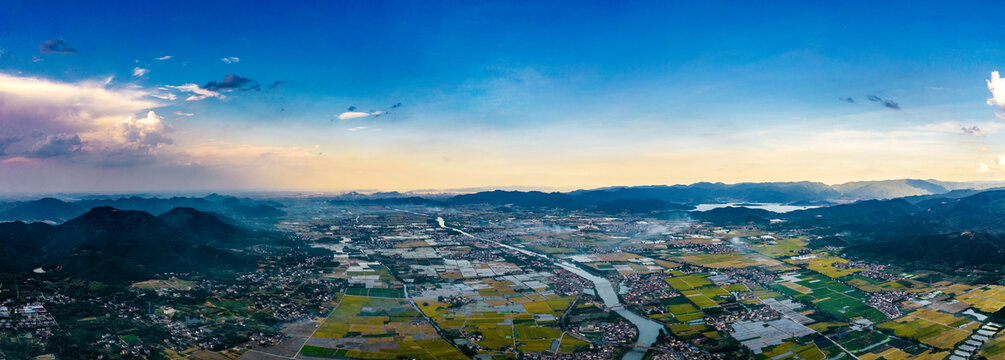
top-left (0, 206), bottom-right (288, 283)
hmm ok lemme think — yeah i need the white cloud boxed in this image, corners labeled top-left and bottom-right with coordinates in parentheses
top-left (974, 154), bottom-right (1005, 174)
top-left (165, 84), bottom-right (224, 101)
top-left (337, 110), bottom-right (383, 120)
top-left (132, 67), bottom-right (149, 77)
top-left (917, 121), bottom-right (1002, 137)
top-left (221, 57), bottom-right (240, 64)
top-left (0, 72), bottom-right (161, 135)
top-left (174, 111), bottom-right (194, 116)
top-left (155, 55), bottom-right (172, 61)
top-left (115, 111), bottom-right (173, 148)
top-left (347, 126), bottom-right (368, 131)
top-left (0, 71), bottom-right (171, 161)
top-left (988, 71), bottom-right (1005, 110)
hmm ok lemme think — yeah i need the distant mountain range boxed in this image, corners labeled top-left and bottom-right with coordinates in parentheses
top-left (571, 179), bottom-right (1004, 204)
top-left (326, 179), bottom-right (1004, 213)
top-left (0, 194), bottom-right (285, 225)
top-left (4, 179), bottom-right (1002, 224)
top-left (0, 206), bottom-right (287, 283)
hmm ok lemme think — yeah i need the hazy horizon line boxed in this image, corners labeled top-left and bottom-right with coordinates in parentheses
top-left (3, 177), bottom-right (1005, 200)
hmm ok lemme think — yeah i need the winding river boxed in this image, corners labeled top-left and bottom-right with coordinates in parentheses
top-left (436, 217), bottom-right (663, 360)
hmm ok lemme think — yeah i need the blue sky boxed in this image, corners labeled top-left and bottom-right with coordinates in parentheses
top-left (2, 1), bottom-right (1005, 192)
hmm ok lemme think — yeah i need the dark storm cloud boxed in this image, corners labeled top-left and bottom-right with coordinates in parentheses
top-left (202, 74), bottom-right (259, 91)
top-left (866, 94), bottom-right (901, 110)
top-left (266, 80), bottom-right (284, 90)
top-left (26, 134), bottom-right (83, 158)
top-left (0, 136), bottom-right (23, 156)
top-left (5, 130), bottom-right (170, 166)
top-left (39, 39), bottom-right (77, 54)
top-left (961, 126), bottom-right (985, 137)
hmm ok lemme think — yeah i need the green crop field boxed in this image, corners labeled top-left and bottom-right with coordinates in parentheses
top-left (306, 296), bottom-right (467, 360)
top-left (772, 270), bottom-right (887, 322)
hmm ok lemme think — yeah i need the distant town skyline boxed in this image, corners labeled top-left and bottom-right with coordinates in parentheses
top-left (4, 1), bottom-right (1005, 193)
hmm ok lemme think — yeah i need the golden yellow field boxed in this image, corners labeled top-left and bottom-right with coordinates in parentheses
top-left (861, 349), bottom-right (949, 360)
top-left (878, 308), bottom-right (976, 350)
top-left (958, 285), bottom-right (1005, 312)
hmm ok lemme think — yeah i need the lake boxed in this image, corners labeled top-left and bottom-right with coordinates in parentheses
top-left (692, 203), bottom-right (820, 213)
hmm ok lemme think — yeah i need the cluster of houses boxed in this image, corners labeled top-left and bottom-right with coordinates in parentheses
top-left (574, 321), bottom-right (638, 344)
top-left (0, 304), bottom-right (56, 330)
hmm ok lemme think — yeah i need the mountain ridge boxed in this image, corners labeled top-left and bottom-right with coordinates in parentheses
top-left (0, 206), bottom-right (283, 282)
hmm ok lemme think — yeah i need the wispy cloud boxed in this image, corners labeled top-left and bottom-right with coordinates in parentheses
top-left (917, 121), bottom-right (1002, 137)
top-left (155, 55), bottom-right (172, 61)
top-left (347, 126), bottom-right (368, 131)
top-left (164, 74), bottom-right (258, 101)
top-left (334, 103), bottom-right (403, 121)
top-left (132, 67), bottom-right (149, 77)
top-left (184, 140), bottom-right (314, 163)
top-left (337, 111), bottom-right (382, 120)
top-left (149, 91), bottom-right (177, 101)
top-left (866, 94), bottom-right (900, 110)
top-left (221, 56), bottom-right (240, 64)
top-left (165, 84), bottom-right (223, 101)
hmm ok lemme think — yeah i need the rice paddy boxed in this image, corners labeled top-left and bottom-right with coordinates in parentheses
top-left (304, 295), bottom-right (467, 360)
top-left (877, 308), bottom-right (977, 349)
top-left (957, 285), bottom-right (1005, 313)
top-left (772, 270), bottom-right (887, 322)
